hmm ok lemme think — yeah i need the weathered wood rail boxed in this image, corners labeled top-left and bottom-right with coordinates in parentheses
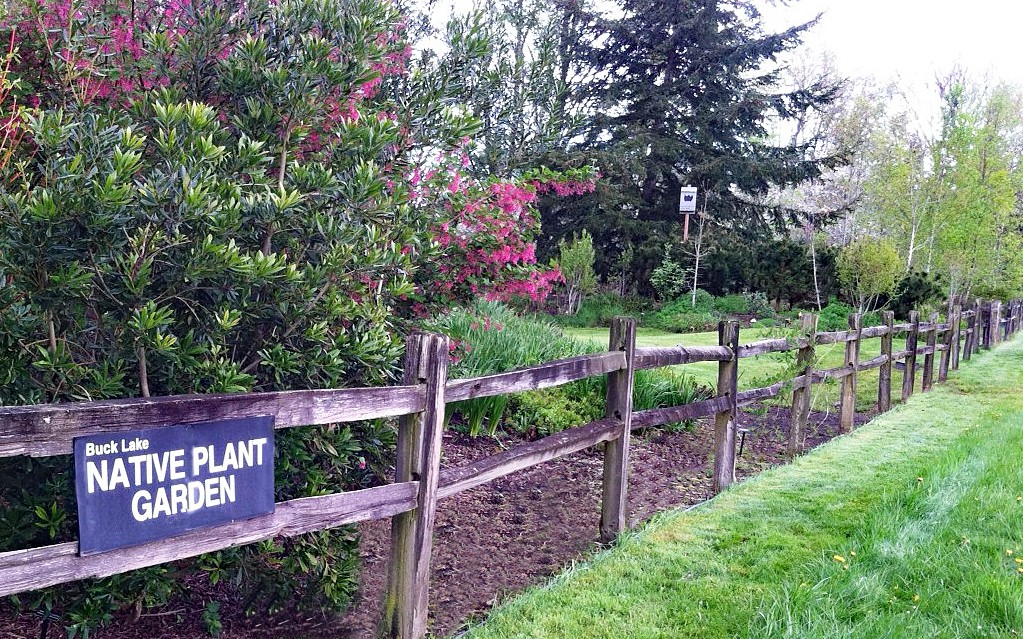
top-left (0, 298), bottom-right (1020, 639)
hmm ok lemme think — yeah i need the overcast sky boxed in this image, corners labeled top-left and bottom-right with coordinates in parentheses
top-left (762, 0), bottom-right (1023, 89)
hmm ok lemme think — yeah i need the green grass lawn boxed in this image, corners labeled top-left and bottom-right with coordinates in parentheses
top-left (462, 335), bottom-right (1023, 639)
top-left (563, 326), bottom-right (917, 413)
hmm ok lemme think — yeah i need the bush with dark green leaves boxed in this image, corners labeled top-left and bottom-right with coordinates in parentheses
top-left (553, 292), bottom-right (653, 328)
top-left (888, 270), bottom-right (944, 319)
top-left (814, 300), bottom-right (881, 332)
top-left (0, 0), bottom-right (485, 629)
top-left (649, 294), bottom-right (719, 332)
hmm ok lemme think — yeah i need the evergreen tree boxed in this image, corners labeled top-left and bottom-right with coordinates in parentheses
top-left (539, 0), bottom-right (845, 285)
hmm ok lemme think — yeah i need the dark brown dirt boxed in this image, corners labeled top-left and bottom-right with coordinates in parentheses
top-left (2, 405), bottom-right (866, 639)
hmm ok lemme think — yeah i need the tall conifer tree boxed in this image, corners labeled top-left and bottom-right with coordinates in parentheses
top-left (539, 0), bottom-right (845, 282)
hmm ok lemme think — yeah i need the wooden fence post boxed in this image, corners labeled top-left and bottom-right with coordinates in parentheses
top-left (973, 299), bottom-right (983, 356)
top-left (940, 305), bottom-right (958, 380)
top-left (950, 304), bottom-right (962, 372)
top-left (964, 302), bottom-right (977, 361)
top-left (840, 313), bottom-right (861, 433)
top-left (788, 313), bottom-right (817, 457)
top-left (922, 312), bottom-right (938, 392)
top-left (600, 317), bottom-right (636, 543)
top-left (713, 321), bottom-right (740, 493)
top-left (380, 333), bottom-right (448, 639)
top-left (878, 311), bottom-right (894, 412)
top-left (993, 301), bottom-right (999, 345)
top-left (983, 301), bottom-right (993, 349)
top-left (998, 301), bottom-right (1005, 341)
top-left (901, 311), bottom-right (919, 402)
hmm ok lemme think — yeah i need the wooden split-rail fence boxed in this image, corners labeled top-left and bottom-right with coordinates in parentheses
top-left (0, 298), bottom-right (1020, 638)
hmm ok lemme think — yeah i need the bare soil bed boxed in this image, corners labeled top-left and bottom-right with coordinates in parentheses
top-left (3, 405), bottom-right (867, 639)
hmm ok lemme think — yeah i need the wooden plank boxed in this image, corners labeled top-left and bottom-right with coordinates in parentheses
top-left (736, 337), bottom-right (806, 358)
top-left (381, 336), bottom-right (427, 638)
top-left (631, 396), bottom-right (732, 429)
top-left (922, 312), bottom-right (938, 391)
top-left (902, 312), bottom-right (920, 402)
top-left (891, 349), bottom-right (911, 361)
top-left (445, 352), bottom-right (625, 402)
top-left (939, 305), bottom-right (957, 381)
top-left (380, 333), bottom-right (448, 639)
top-left (0, 481), bottom-right (418, 598)
top-left (892, 322), bottom-right (913, 332)
top-left (840, 313), bottom-right (862, 433)
top-left (633, 345), bottom-right (732, 369)
top-left (0, 385), bottom-right (426, 458)
top-left (736, 381), bottom-right (787, 404)
top-left (437, 418), bottom-right (620, 499)
top-left (713, 322), bottom-right (740, 494)
top-left (814, 330), bottom-right (849, 345)
top-left (860, 325), bottom-right (890, 339)
top-left (789, 313), bottom-right (817, 457)
top-left (964, 300), bottom-right (978, 361)
top-left (951, 304), bottom-right (962, 371)
top-left (813, 365), bottom-right (853, 381)
top-left (878, 311), bottom-right (894, 413)
top-left (991, 302), bottom-right (998, 345)
top-left (859, 353), bottom-right (889, 371)
top-left (601, 318), bottom-right (637, 543)
top-left (983, 301), bottom-right (993, 349)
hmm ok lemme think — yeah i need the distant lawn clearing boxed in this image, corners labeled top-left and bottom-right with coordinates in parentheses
top-left (463, 336), bottom-right (1023, 639)
top-left (563, 326), bottom-right (902, 412)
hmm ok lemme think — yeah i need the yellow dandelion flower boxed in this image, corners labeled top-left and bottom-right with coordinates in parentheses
top-left (1015, 558), bottom-right (1022, 564)
top-left (1008, 549), bottom-right (1014, 556)
top-left (850, 551), bottom-right (857, 557)
top-left (913, 594), bottom-right (920, 602)
top-left (833, 555), bottom-right (846, 563)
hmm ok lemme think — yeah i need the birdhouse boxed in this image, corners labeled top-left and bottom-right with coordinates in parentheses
top-left (679, 186), bottom-right (698, 213)
top-left (680, 186), bottom-right (698, 239)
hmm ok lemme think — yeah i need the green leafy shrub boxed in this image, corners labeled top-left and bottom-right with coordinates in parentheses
top-left (506, 387), bottom-right (603, 438)
top-left (650, 247), bottom-right (691, 301)
top-left (742, 291), bottom-right (774, 317)
top-left (557, 230), bottom-right (598, 315)
top-left (0, 0), bottom-right (491, 625)
top-left (889, 270), bottom-right (944, 319)
top-left (814, 300), bottom-right (881, 332)
top-left (554, 293), bottom-right (652, 328)
top-left (650, 296), bottom-right (720, 332)
top-left (712, 293), bottom-right (749, 314)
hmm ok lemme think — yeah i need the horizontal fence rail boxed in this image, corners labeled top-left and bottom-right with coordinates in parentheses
top-left (0, 386), bottom-right (428, 458)
top-left (0, 299), bottom-right (1019, 639)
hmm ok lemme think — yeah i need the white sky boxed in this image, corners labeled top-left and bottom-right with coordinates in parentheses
top-left (761, 0), bottom-right (1023, 89)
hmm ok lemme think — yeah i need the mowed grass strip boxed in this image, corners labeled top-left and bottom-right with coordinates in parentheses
top-left (461, 337), bottom-right (1023, 639)
top-left (564, 326), bottom-right (920, 413)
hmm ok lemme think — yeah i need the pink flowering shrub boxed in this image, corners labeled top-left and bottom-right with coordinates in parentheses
top-left (0, 0), bottom-right (596, 630)
top-left (412, 158), bottom-right (597, 310)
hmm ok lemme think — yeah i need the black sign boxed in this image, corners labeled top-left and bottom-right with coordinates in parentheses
top-left (74, 416), bottom-right (275, 555)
